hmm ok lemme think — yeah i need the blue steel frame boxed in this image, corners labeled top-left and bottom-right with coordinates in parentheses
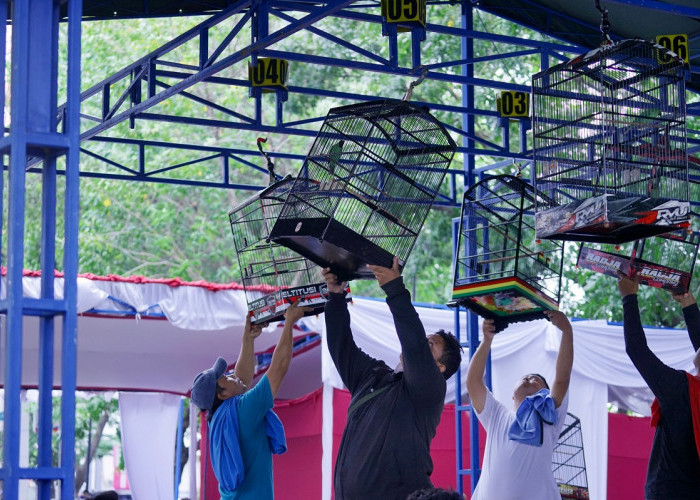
top-left (47, 0), bottom-right (594, 208)
top-left (4, 1), bottom-right (700, 499)
top-left (1, 0), bottom-right (82, 499)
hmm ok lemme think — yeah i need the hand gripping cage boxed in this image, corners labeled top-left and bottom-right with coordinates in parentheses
top-left (532, 39), bottom-right (690, 244)
top-left (228, 176), bottom-right (349, 325)
top-left (268, 99), bottom-right (456, 281)
top-left (448, 175), bottom-right (564, 332)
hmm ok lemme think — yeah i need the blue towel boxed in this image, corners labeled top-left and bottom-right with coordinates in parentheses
top-left (507, 388), bottom-right (557, 446)
top-left (209, 397), bottom-right (287, 491)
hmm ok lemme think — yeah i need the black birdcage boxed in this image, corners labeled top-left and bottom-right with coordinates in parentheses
top-left (229, 176), bottom-right (349, 325)
top-left (577, 228), bottom-right (700, 293)
top-left (533, 39), bottom-right (690, 244)
top-left (268, 99), bottom-right (456, 281)
top-left (448, 175), bottom-right (564, 332)
top-left (554, 413), bottom-right (589, 500)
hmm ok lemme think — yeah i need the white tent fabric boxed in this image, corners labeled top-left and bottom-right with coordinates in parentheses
top-left (4, 274), bottom-right (699, 500)
top-left (119, 392), bottom-right (182, 500)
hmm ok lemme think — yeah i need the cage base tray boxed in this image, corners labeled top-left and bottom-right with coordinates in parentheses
top-left (248, 282), bottom-right (351, 325)
top-left (535, 196), bottom-right (689, 244)
top-left (270, 217), bottom-right (396, 281)
top-left (448, 277), bottom-right (558, 332)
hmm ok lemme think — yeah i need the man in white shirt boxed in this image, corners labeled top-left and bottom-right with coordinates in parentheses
top-left (466, 311), bottom-right (574, 500)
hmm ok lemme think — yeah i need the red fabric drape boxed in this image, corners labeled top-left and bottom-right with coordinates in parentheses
top-left (200, 391), bottom-right (653, 500)
top-left (201, 388), bottom-right (482, 500)
top-left (607, 413), bottom-right (654, 500)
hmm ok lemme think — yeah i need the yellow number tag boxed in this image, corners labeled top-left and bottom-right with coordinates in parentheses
top-left (656, 34), bottom-right (688, 64)
top-left (248, 58), bottom-right (289, 90)
top-left (498, 91), bottom-right (529, 118)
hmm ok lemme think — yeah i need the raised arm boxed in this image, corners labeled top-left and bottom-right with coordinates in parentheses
top-left (322, 268), bottom-right (378, 393)
top-left (466, 319), bottom-right (496, 413)
top-left (672, 290), bottom-right (700, 351)
top-left (234, 316), bottom-right (265, 388)
top-left (618, 273), bottom-right (678, 395)
top-left (545, 310), bottom-right (573, 408)
top-left (369, 257), bottom-right (445, 405)
top-left (266, 300), bottom-right (311, 397)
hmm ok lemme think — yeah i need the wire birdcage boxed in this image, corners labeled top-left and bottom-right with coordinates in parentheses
top-left (229, 176), bottom-right (349, 324)
top-left (268, 99), bottom-right (456, 281)
top-left (448, 175), bottom-right (564, 332)
top-left (577, 229), bottom-right (700, 293)
top-left (533, 39), bottom-right (690, 244)
top-left (554, 412), bottom-right (589, 500)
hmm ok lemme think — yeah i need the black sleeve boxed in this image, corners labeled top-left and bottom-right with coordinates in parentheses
top-left (324, 292), bottom-right (378, 394)
top-left (682, 302), bottom-right (700, 351)
top-left (623, 294), bottom-right (683, 402)
top-left (383, 277), bottom-right (445, 407)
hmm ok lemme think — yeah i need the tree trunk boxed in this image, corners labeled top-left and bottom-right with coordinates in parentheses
top-left (175, 403), bottom-right (191, 491)
top-left (74, 410), bottom-right (111, 495)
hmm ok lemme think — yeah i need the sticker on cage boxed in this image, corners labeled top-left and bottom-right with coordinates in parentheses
top-left (536, 195), bottom-right (690, 244)
top-left (576, 232), bottom-right (699, 293)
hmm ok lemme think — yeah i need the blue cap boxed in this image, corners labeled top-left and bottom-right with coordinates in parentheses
top-left (190, 357), bottom-right (228, 411)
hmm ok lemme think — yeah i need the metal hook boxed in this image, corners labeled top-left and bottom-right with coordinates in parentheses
top-left (257, 137), bottom-right (276, 185)
top-left (594, 0), bottom-right (612, 46)
top-left (403, 65), bottom-right (428, 101)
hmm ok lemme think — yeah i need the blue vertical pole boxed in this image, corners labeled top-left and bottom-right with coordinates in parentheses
top-left (0, 0), bottom-right (7, 307)
top-left (459, 1), bottom-right (481, 496)
top-left (387, 25), bottom-right (398, 67)
top-left (38, 1), bottom-right (61, 496)
top-left (175, 398), bottom-right (185, 499)
top-left (61, 0), bottom-right (83, 498)
top-left (37, 156), bottom-right (57, 500)
top-left (451, 218), bottom-right (464, 493)
top-left (411, 28), bottom-right (423, 69)
top-left (252, 0), bottom-right (269, 124)
top-left (3, 0), bottom-right (32, 496)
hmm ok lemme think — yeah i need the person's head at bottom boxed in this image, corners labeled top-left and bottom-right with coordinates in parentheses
top-left (406, 487), bottom-right (464, 500)
top-left (91, 491), bottom-right (119, 500)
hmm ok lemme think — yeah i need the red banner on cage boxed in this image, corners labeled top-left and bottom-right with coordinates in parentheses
top-left (577, 246), bottom-right (691, 292)
top-left (248, 283), bottom-right (351, 324)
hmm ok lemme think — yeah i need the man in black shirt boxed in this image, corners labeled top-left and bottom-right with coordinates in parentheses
top-left (618, 272), bottom-right (700, 499)
top-left (322, 257), bottom-right (463, 500)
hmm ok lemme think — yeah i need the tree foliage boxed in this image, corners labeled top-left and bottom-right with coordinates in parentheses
top-left (14, 7), bottom-right (692, 319)
top-left (25, 392), bottom-right (120, 495)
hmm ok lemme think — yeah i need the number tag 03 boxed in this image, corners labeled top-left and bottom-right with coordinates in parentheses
top-left (498, 91), bottom-right (529, 118)
top-left (656, 34), bottom-right (689, 64)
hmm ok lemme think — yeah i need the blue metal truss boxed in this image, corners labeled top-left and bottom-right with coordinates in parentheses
top-left (52, 0), bottom-right (599, 207)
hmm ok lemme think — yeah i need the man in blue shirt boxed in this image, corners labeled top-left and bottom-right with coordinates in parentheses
top-left (190, 300), bottom-right (309, 499)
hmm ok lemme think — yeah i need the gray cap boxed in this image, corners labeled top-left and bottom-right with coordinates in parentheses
top-left (190, 357), bottom-right (228, 411)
